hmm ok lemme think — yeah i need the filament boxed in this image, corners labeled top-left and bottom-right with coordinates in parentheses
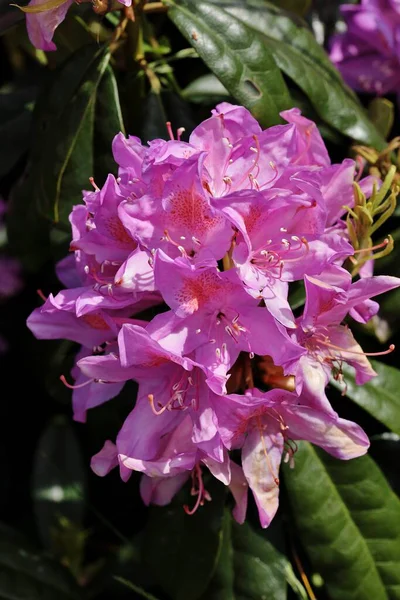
top-left (60, 375), bottom-right (94, 389)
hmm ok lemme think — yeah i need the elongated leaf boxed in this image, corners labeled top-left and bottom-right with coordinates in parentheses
top-left (114, 577), bottom-right (161, 600)
top-left (201, 511), bottom-right (290, 600)
top-left (143, 477), bottom-right (226, 600)
top-left (269, 0), bottom-right (311, 15)
top-left (284, 443), bottom-right (400, 600)
top-left (368, 98), bottom-right (394, 139)
top-left (330, 360), bottom-right (400, 436)
top-left (32, 416), bottom-right (86, 554)
top-left (182, 74), bottom-right (230, 104)
top-left (7, 170), bottom-right (51, 272)
top-left (94, 64), bottom-right (125, 185)
top-left (206, 0), bottom-right (385, 148)
top-left (0, 87), bottom-right (36, 179)
top-left (0, 522), bottom-right (83, 599)
top-left (30, 44), bottom-right (110, 227)
top-left (167, 0), bottom-right (292, 127)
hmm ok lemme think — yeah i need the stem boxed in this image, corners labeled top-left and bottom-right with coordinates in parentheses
top-left (291, 543), bottom-right (317, 600)
top-left (143, 1), bottom-right (167, 12)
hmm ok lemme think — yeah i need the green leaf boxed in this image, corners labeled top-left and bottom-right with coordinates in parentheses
top-left (206, 0), bottom-right (385, 147)
top-left (330, 360), bottom-right (400, 436)
top-left (368, 98), bottom-right (394, 140)
top-left (201, 512), bottom-right (290, 600)
top-left (94, 64), bottom-right (125, 186)
top-left (167, 0), bottom-right (292, 127)
top-left (29, 44), bottom-right (111, 227)
top-left (284, 443), bottom-right (400, 600)
top-left (142, 477), bottom-right (226, 600)
top-left (114, 577), bottom-right (161, 600)
top-left (0, 522), bottom-right (83, 599)
top-left (7, 170), bottom-right (52, 272)
top-left (182, 74), bottom-right (230, 104)
top-left (0, 87), bottom-right (36, 179)
top-left (32, 416), bottom-right (86, 557)
top-left (269, 0), bottom-right (311, 16)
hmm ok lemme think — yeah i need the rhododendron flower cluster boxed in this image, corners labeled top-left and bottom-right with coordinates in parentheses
top-left (330, 0), bottom-right (400, 101)
top-left (27, 103), bottom-right (400, 527)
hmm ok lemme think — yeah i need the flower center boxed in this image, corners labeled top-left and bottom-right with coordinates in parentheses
top-left (148, 369), bottom-right (200, 415)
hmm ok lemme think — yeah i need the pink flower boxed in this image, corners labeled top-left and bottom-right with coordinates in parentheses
top-left (283, 267), bottom-right (400, 409)
top-left (330, 0), bottom-right (400, 100)
top-left (22, 0), bottom-right (132, 51)
top-left (214, 388), bottom-right (369, 527)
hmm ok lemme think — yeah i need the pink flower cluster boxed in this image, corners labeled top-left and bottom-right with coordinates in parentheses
top-left (27, 103), bottom-right (400, 527)
top-left (330, 0), bottom-right (400, 101)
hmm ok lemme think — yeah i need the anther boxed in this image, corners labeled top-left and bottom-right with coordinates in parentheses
top-left (177, 127), bottom-right (185, 141)
top-left (89, 176), bottom-right (100, 191)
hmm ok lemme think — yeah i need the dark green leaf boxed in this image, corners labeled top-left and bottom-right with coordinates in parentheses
top-left (330, 360), bottom-right (400, 436)
top-left (201, 511), bottom-right (290, 600)
top-left (368, 98), bottom-right (394, 140)
top-left (30, 44), bottom-right (111, 227)
top-left (0, 111), bottom-right (32, 179)
top-left (7, 169), bottom-right (51, 272)
top-left (0, 87), bottom-right (36, 179)
top-left (182, 74), bottom-right (230, 104)
top-left (284, 443), bottom-right (400, 600)
top-left (32, 416), bottom-right (86, 555)
top-left (202, 511), bottom-right (306, 599)
top-left (167, 0), bottom-right (292, 127)
top-left (114, 577), bottom-right (161, 600)
top-left (94, 64), bottom-right (125, 186)
top-left (143, 477), bottom-right (226, 600)
top-left (0, 522), bottom-right (83, 599)
top-left (269, 0), bottom-right (311, 16)
top-left (141, 91), bottom-right (170, 141)
top-left (206, 0), bottom-right (385, 147)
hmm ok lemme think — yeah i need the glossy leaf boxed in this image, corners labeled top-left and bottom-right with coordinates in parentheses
top-left (368, 98), bottom-right (394, 140)
top-left (284, 443), bottom-right (400, 600)
top-left (29, 44), bottom-right (110, 227)
top-left (330, 360), bottom-right (400, 436)
top-left (114, 577), bottom-right (161, 600)
top-left (143, 477), bottom-right (226, 600)
top-left (7, 169), bottom-right (52, 272)
top-left (269, 0), bottom-right (311, 16)
top-left (94, 64), bottom-right (125, 185)
top-left (32, 416), bottom-right (86, 554)
top-left (0, 86), bottom-right (36, 179)
top-left (201, 511), bottom-right (291, 600)
top-left (0, 522), bottom-right (83, 599)
top-left (182, 73), bottom-right (230, 104)
top-left (167, 0), bottom-right (292, 127)
top-left (206, 0), bottom-right (385, 148)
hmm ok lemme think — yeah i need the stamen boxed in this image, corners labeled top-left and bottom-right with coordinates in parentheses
top-left (89, 176), bottom-right (100, 191)
top-left (177, 127), bottom-right (185, 141)
top-left (316, 336), bottom-right (395, 357)
top-left (183, 464), bottom-right (211, 515)
top-left (148, 393), bottom-right (169, 416)
top-left (163, 229), bottom-right (187, 256)
top-left (60, 375), bottom-right (95, 389)
top-left (353, 238), bottom-right (390, 254)
top-left (257, 416), bottom-right (280, 487)
top-left (166, 121), bottom-right (174, 141)
top-left (36, 289), bottom-right (47, 302)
